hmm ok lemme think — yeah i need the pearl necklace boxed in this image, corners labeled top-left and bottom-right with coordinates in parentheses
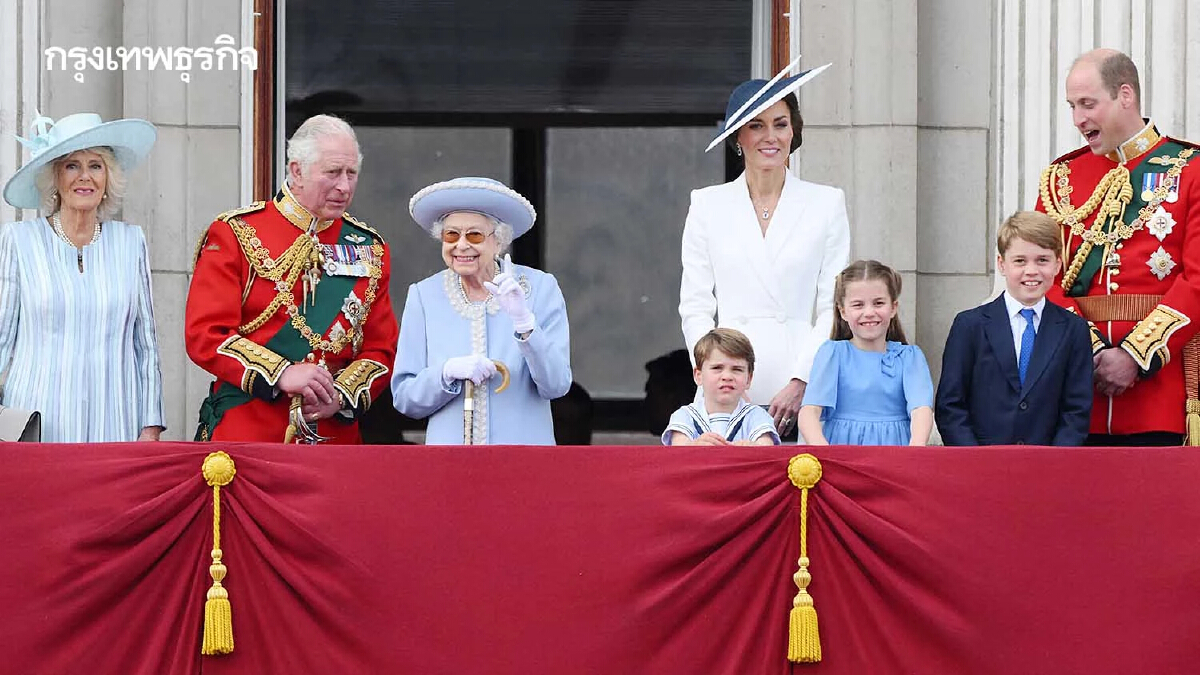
top-left (51, 213), bottom-right (101, 273)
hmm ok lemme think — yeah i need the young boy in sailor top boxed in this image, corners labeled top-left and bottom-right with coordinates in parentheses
top-left (662, 328), bottom-right (780, 446)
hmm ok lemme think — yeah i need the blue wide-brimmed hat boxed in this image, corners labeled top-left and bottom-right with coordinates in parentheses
top-left (409, 177), bottom-right (537, 239)
top-left (3, 111), bottom-right (157, 209)
top-left (704, 56), bottom-right (831, 153)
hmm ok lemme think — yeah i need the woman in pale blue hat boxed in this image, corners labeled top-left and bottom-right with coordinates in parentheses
top-left (679, 57), bottom-right (851, 442)
top-left (0, 112), bottom-right (164, 442)
top-left (391, 177), bottom-right (572, 444)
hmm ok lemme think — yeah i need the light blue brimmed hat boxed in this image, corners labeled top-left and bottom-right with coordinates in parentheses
top-left (3, 111), bottom-right (157, 209)
top-left (704, 56), bottom-right (831, 153)
top-left (409, 177), bottom-right (537, 239)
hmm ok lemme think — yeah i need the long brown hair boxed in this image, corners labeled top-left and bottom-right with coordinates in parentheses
top-left (830, 259), bottom-right (908, 343)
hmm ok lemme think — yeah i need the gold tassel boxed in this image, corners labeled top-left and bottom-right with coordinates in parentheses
top-left (787, 453), bottom-right (823, 663)
top-left (1187, 400), bottom-right (1200, 447)
top-left (201, 451), bottom-right (237, 656)
top-left (1183, 337), bottom-right (1200, 447)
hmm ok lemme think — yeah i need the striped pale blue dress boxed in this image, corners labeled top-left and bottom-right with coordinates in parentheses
top-left (0, 218), bottom-right (164, 442)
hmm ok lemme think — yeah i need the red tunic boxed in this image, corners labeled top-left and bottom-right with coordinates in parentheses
top-left (185, 186), bottom-right (399, 443)
top-left (1038, 124), bottom-right (1200, 435)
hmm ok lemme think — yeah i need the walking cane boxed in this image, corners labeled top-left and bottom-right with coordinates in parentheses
top-left (462, 360), bottom-right (511, 444)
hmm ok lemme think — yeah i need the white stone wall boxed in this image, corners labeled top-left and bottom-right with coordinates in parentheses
top-left (790, 0), bottom-right (922, 340)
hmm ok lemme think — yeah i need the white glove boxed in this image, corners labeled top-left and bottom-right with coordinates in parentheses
top-left (483, 254), bottom-right (536, 333)
top-left (442, 354), bottom-right (498, 387)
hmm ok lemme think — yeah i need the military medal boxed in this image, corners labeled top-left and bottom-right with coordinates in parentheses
top-left (320, 243), bottom-right (375, 277)
top-left (1141, 172), bottom-right (1164, 203)
top-left (1146, 206), bottom-right (1176, 241)
top-left (1147, 247), bottom-right (1176, 281)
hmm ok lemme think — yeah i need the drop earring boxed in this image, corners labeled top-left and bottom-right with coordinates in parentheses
top-left (735, 144), bottom-right (743, 157)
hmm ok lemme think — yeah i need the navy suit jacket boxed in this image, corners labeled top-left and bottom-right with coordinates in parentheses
top-left (935, 295), bottom-right (1093, 446)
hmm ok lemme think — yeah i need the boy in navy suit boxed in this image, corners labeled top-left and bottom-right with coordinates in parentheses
top-left (935, 211), bottom-right (1093, 445)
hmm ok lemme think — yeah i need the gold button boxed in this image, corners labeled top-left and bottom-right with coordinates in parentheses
top-left (1155, 317), bottom-right (1164, 324)
top-left (1136, 334), bottom-right (1146, 342)
top-left (1109, 282), bottom-right (1120, 291)
top-left (1144, 328), bottom-right (1153, 336)
top-left (1111, 268), bottom-right (1120, 276)
top-left (1116, 243), bottom-right (1124, 250)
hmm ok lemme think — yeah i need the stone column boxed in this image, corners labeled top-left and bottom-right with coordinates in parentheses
top-left (789, 0), bottom-right (921, 337)
top-left (121, 0), bottom-right (247, 439)
top-left (0, 0), bottom-right (43, 225)
top-left (913, 0), bottom-right (995, 379)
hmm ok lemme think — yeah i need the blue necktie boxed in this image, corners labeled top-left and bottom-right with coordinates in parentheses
top-left (1018, 308), bottom-right (1036, 385)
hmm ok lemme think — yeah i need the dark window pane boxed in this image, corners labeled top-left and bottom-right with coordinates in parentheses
top-left (286, 0), bottom-right (751, 115)
top-left (545, 127), bottom-right (722, 398)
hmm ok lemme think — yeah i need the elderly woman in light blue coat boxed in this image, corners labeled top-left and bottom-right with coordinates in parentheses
top-left (391, 177), bottom-right (572, 444)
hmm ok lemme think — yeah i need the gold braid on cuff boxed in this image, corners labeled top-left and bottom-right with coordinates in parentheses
top-left (1121, 304), bottom-right (1189, 371)
top-left (216, 335), bottom-right (289, 393)
top-left (334, 359), bottom-right (389, 411)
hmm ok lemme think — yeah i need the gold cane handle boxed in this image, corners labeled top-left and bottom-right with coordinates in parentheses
top-left (492, 360), bottom-right (510, 393)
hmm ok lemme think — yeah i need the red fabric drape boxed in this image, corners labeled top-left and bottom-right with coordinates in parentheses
top-left (2, 443), bottom-right (1199, 674)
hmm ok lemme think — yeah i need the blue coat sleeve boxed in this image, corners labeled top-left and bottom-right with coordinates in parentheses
top-left (903, 345), bottom-right (935, 412)
top-left (391, 283), bottom-right (460, 419)
top-left (515, 271), bottom-right (572, 400)
top-left (131, 227), bottom-right (165, 429)
top-left (1052, 312), bottom-right (1094, 446)
top-left (934, 312), bottom-right (981, 446)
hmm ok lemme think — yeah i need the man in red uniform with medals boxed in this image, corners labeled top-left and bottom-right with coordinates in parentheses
top-left (1038, 49), bottom-right (1200, 445)
top-left (186, 115), bottom-right (398, 443)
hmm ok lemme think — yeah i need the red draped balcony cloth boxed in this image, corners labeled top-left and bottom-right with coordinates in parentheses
top-left (2, 443), bottom-right (1198, 674)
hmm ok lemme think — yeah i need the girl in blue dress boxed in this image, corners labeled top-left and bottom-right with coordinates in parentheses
top-left (797, 260), bottom-right (934, 446)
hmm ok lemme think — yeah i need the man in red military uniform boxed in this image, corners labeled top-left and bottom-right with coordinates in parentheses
top-left (186, 114), bottom-right (398, 443)
top-left (1038, 49), bottom-right (1200, 445)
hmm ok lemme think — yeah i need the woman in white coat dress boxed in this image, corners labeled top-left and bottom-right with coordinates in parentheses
top-left (679, 58), bottom-right (850, 440)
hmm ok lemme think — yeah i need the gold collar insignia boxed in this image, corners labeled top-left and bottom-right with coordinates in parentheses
top-left (273, 183), bottom-right (338, 233)
top-left (1107, 120), bottom-right (1161, 164)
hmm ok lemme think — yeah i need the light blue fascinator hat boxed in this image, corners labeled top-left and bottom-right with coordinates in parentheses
top-left (704, 56), bottom-right (831, 153)
top-left (3, 111), bottom-right (157, 209)
top-left (409, 177), bottom-right (537, 239)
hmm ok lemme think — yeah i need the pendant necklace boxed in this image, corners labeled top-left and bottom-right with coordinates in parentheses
top-left (51, 213), bottom-right (101, 273)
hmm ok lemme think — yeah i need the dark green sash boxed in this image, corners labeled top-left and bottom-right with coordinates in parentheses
top-left (195, 219), bottom-right (371, 439)
top-left (1067, 140), bottom-right (1187, 296)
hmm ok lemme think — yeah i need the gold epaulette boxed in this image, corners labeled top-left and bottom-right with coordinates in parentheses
top-left (1049, 145), bottom-right (1092, 166)
top-left (216, 201), bottom-right (267, 223)
top-left (343, 213), bottom-right (386, 244)
top-left (193, 201), bottom-right (268, 270)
